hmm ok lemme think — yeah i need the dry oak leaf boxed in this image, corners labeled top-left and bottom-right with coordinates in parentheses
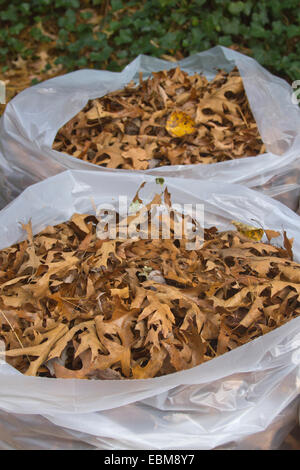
top-left (231, 220), bottom-right (264, 242)
top-left (1, 324), bottom-right (68, 376)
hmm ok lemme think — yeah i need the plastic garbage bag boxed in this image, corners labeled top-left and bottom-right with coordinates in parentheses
top-left (0, 169), bottom-right (299, 450)
top-left (0, 46), bottom-right (300, 211)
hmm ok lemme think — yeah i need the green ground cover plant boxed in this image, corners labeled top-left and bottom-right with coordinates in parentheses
top-left (0, 0), bottom-right (299, 83)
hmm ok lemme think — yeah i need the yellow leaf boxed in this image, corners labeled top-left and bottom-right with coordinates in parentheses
top-left (231, 220), bottom-right (264, 241)
top-left (166, 111), bottom-right (196, 137)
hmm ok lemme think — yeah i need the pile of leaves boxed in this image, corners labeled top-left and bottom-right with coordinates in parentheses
top-left (53, 67), bottom-right (265, 169)
top-left (0, 187), bottom-right (299, 380)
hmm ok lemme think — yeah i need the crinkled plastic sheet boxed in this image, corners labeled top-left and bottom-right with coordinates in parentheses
top-left (0, 169), bottom-right (299, 450)
top-left (0, 46), bottom-right (300, 211)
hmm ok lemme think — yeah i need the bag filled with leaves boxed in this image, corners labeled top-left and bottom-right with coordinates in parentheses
top-left (0, 46), bottom-right (300, 211)
top-left (0, 170), bottom-right (299, 450)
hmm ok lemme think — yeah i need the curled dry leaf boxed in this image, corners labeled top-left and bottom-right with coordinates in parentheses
top-left (0, 189), bottom-right (299, 380)
top-left (53, 67), bottom-right (265, 170)
top-left (231, 220), bottom-right (264, 242)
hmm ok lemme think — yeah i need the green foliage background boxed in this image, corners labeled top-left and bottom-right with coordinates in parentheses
top-left (0, 0), bottom-right (299, 81)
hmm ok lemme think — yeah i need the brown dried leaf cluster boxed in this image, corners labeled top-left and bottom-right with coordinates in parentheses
top-left (53, 67), bottom-right (265, 169)
top-left (0, 191), bottom-right (298, 380)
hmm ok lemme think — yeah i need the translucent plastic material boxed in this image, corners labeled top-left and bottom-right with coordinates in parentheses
top-left (0, 169), bottom-right (299, 450)
top-left (0, 46), bottom-right (300, 211)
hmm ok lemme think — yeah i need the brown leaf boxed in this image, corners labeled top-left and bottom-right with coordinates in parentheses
top-left (283, 230), bottom-right (294, 261)
top-left (265, 229), bottom-right (280, 243)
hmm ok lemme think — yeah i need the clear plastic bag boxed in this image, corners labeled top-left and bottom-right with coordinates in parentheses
top-left (0, 46), bottom-right (300, 211)
top-left (0, 169), bottom-right (299, 450)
